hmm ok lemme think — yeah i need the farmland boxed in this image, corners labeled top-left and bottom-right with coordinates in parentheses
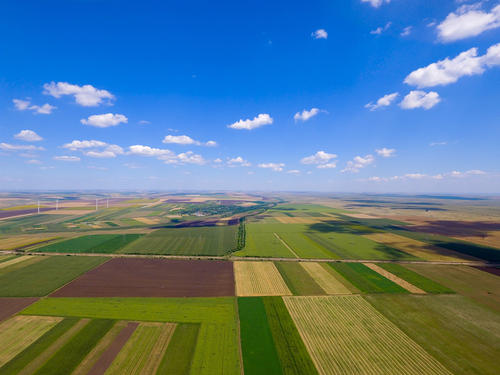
top-left (0, 192), bottom-right (499, 374)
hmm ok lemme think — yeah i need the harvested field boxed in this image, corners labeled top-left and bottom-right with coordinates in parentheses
top-left (0, 256), bottom-right (33, 269)
top-left (301, 263), bottom-right (352, 294)
top-left (377, 263), bottom-right (453, 293)
top-left (0, 297), bottom-right (39, 321)
top-left (52, 258), bottom-right (235, 297)
top-left (0, 256), bottom-right (108, 297)
top-left (156, 323), bottom-right (200, 375)
top-left (275, 262), bottom-right (325, 296)
top-left (34, 234), bottom-right (143, 254)
top-left (0, 236), bottom-right (61, 250)
top-left (238, 297), bottom-right (283, 375)
top-left (284, 296), bottom-right (451, 375)
top-left (275, 217), bottom-right (325, 224)
top-left (364, 232), bottom-right (473, 261)
top-left (364, 263), bottom-right (426, 294)
top-left (367, 294), bottom-right (500, 375)
top-left (405, 264), bottom-right (500, 311)
top-left (132, 217), bottom-right (159, 225)
top-left (234, 261), bottom-right (291, 296)
top-left (0, 316), bottom-right (61, 367)
top-left (342, 213), bottom-right (380, 219)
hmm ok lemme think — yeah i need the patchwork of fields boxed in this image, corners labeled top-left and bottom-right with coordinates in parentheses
top-left (0, 195), bottom-right (499, 374)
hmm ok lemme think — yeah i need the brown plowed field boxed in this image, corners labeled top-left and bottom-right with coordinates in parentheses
top-left (51, 258), bottom-right (235, 297)
top-left (0, 298), bottom-right (39, 321)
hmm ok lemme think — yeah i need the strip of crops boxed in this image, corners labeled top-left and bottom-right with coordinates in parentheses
top-left (274, 262), bottom-right (325, 296)
top-left (262, 297), bottom-right (318, 375)
top-left (301, 263), bottom-right (352, 294)
top-left (377, 263), bottom-right (454, 293)
top-left (238, 297), bottom-right (283, 375)
top-left (0, 318), bottom-right (79, 375)
top-left (284, 296), bottom-right (452, 375)
top-left (34, 234), bottom-right (142, 253)
top-left (234, 262), bottom-right (291, 296)
top-left (328, 263), bottom-right (410, 293)
top-left (156, 323), bottom-right (200, 375)
top-left (34, 319), bottom-right (115, 375)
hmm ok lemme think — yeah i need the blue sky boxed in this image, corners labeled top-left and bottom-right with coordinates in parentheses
top-left (1, 0), bottom-right (499, 192)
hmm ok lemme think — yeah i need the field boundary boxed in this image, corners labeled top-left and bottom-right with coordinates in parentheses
top-left (273, 233), bottom-right (300, 258)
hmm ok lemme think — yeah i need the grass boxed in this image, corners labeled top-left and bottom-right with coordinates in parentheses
top-left (276, 231), bottom-right (334, 259)
top-left (262, 296), bottom-right (318, 375)
top-left (377, 263), bottom-right (454, 293)
top-left (119, 225), bottom-right (238, 256)
top-left (33, 319), bottom-right (115, 375)
top-left (156, 323), bottom-right (200, 375)
top-left (233, 223), bottom-right (296, 258)
top-left (238, 297), bottom-right (283, 375)
top-left (34, 234), bottom-right (143, 253)
top-left (0, 256), bottom-right (108, 297)
top-left (0, 318), bottom-right (79, 375)
top-left (274, 262), bottom-right (325, 295)
top-left (22, 297), bottom-right (241, 375)
top-left (328, 263), bottom-right (410, 294)
top-left (366, 294), bottom-right (500, 375)
top-left (284, 296), bottom-right (451, 375)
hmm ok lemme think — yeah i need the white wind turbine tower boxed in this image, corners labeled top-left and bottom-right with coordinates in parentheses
top-left (37, 199), bottom-right (40, 214)
top-left (95, 198), bottom-right (98, 211)
top-left (56, 199), bottom-right (59, 211)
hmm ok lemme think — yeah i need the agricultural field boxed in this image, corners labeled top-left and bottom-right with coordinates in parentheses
top-left (0, 192), bottom-right (499, 374)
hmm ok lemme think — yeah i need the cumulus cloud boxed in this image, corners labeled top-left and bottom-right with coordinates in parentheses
top-left (13, 99), bottom-right (56, 114)
top-left (437, 4), bottom-right (500, 42)
top-left (287, 170), bottom-right (301, 174)
top-left (400, 90), bottom-right (441, 110)
top-left (0, 143), bottom-right (44, 151)
top-left (365, 92), bottom-right (399, 111)
top-left (128, 145), bottom-right (174, 157)
top-left (62, 140), bottom-right (123, 158)
top-left (81, 113), bottom-right (128, 128)
top-left (258, 162), bottom-right (285, 172)
top-left (375, 147), bottom-right (396, 157)
top-left (53, 155), bottom-right (80, 162)
top-left (404, 43), bottom-right (500, 88)
top-left (128, 145), bottom-right (205, 165)
top-left (311, 29), bottom-right (328, 39)
top-left (205, 140), bottom-right (218, 147)
top-left (361, 0), bottom-right (391, 8)
top-left (370, 22), bottom-right (392, 35)
top-left (63, 140), bottom-right (107, 150)
top-left (294, 108), bottom-right (323, 122)
top-left (401, 26), bottom-right (412, 36)
top-left (228, 114), bottom-right (273, 130)
top-left (175, 151), bottom-right (206, 165)
top-left (367, 170), bottom-right (487, 182)
top-left (14, 130), bottom-right (43, 142)
top-left (162, 135), bottom-right (217, 147)
top-left (301, 151), bottom-right (338, 168)
top-left (342, 154), bottom-right (375, 173)
top-left (84, 144), bottom-right (124, 158)
top-left (43, 81), bottom-right (115, 107)
top-left (227, 156), bottom-right (251, 167)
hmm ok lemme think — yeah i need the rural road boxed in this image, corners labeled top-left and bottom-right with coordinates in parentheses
top-left (1, 250), bottom-right (498, 267)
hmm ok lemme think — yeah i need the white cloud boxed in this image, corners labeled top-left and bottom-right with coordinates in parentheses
top-left (294, 108), bottom-right (322, 122)
top-left (361, 0), bottom-right (391, 8)
top-left (430, 141), bottom-right (447, 146)
top-left (43, 81), bottom-right (115, 107)
top-left (370, 22), bottom-right (392, 35)
top-left (128, 145), bottom-right (174, 157)
top-left (401, 26), bottom-right (412, 36)
top-left (0, 143), bottom-right (44, 151)
top-left (127, 145), bottom-right (204, 165)
top-left (138, 120), bottom-right (150, 125)
top-left (404, 43), bottom-right (500, 88)
top-left (311, 29), bottom-right (328, 39)
top-left (53, 155), bottom-right (80, 162)
top-left (365, 92), bottom-right (398, 111)
top-left (26, 159), bottom-right (42, 165)
top-left (228, 114), bottom-right (273, 130)
top-left (13, 99), bottom-right (56, 114)
top-left (258, 162), bottom-right (285, 172)
top-left (437, 4), bottom-right (500, 42)
top-left (63, 140), bottom-right (107, 150)
top-left (205, 140), bottom-right (218, 147)
top-left (342, 154), bottom-right (375, 173)
top-left (85, 144), bottom-right (124, 158)
top-left (175, 151), bottom-right (206, 165)
top-left (400, 90), bottom-right (441, 110)
top-left (367, 170), bottom-right (488, 182)
top-left (163, 135), bottom-right (200, 145)
top-left (227, 156), bottom-right (251, 167)
top-left (376, 147), bottom-right (396, 157)
top-left (405, 173), bottom-right (426, 179)
top-left (301, 151), bottom-right (337, 168)
top-left (81, 113), bottom-right (128, 128)
top-left (287, 169), bottom-right (301, 174)
top-left (62, 140), bottom-right (123, 158)
top-left (14, 130), bottom-right (43, 142)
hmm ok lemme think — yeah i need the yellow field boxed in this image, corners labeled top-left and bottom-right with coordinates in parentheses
top-left (133, 217), bottom-right (159, 225)
top-left (453, 231), bottom-right (500, 249)
top-left (0, 256), bottom-right (34, 269)
top-left (275, 216), bottom-right (325, 224)
top-left (364, 232), bottom-right (473, 261)
top-left (284, 296), bottom-right (452, 375)
top-left (363, 263), bottom-right (425, 294)
top-left (301, 262), bottom-right (352, 294)
top-left (234, 261), bottom-right (292, 296)
top-left (0, 235), bottom-right (61, 250)
top-left (0, 316), bottom-right (62, 367)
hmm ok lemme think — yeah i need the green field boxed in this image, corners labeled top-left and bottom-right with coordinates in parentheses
top-left (234, 223), bottom-right (296, 257)
top-left (22, 297), bottom-right (241, 375)
top-left (377, 263), bottom-right (454, 293)
top-left (274, 262), bottom-right (325, 295)
top-left (0, 256), bottom-right (108, 297)
top-left (366, 294), bottom-right (500, 375)
top-left (34, 234), bottom-right (143, 254)
top-left (156, 323), bottom-right (200, 375)
top-left (262, 297), bottom-right (318, 375)
top-left (329, 263), bottom-right (410, 293)
top-left (119, 225), bottom-right (238, 255)
top-left (238, 297), bottom-right (283, 375)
